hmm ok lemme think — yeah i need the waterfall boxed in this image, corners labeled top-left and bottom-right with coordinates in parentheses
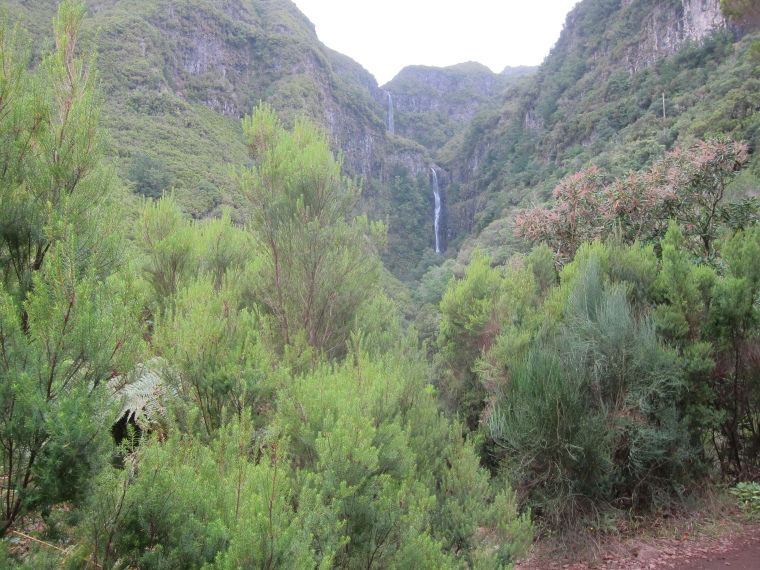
top-left (431, 168), bottom-right (441, 253)
top-left (386, 91), bottom-right (394, 134)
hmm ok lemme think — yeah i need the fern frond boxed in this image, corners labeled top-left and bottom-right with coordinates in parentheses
top-left (109, 359), bottom-right (175, 430)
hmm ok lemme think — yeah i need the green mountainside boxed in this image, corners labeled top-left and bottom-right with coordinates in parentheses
top-left (3, 0), bottom-right (395, 217)
top-left (3, 0), bottom-right (759, 276)
top-left (4, 0), bottom-right (507, 282)
top-left (440, 0), bottom-right (760, 262)
top-left (6, 3), bottom-right (760, 564)
top-left (383, 62), bottom-right (532, 154)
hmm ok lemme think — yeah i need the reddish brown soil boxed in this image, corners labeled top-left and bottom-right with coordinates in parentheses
top-left (515, 522), bottom-right (760, 570)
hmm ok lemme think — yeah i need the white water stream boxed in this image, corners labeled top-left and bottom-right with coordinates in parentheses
top-left (431, 168), bottom-right (441, 253)
top-left (386, 91), bottom-right (394, 134)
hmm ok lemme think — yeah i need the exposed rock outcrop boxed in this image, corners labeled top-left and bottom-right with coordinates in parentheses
top-left (622, 0), bottom-right (726, 72)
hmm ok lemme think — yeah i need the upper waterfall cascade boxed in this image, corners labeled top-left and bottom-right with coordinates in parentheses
top-left (386, 91), bottom-right (394, 134)
top-left (431, 168), bottom-right (441, 253)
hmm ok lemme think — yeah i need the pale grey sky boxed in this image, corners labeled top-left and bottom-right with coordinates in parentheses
top-left (292, 0), bottom-right (580, 85)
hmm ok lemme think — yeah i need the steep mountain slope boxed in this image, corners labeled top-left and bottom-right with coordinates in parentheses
top-left (437, 0), bottom-right (760, 259)
top-left (5, 0), bottom-right (474, 283)
top-left (382, 62), bottom-right (532, 154)
top-left (7, 0), bottom-right (757, 280)
top-left (4, 0), bottom-right (402, 216)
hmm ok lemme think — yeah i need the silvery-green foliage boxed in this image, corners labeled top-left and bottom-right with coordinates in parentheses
top-left (109, 360), bottom-right (173, 433)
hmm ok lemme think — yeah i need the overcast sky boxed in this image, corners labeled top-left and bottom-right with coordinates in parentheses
top-left (292, 0), bottom-right (580, 85)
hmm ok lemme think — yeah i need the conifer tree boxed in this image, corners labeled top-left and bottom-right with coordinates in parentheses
top-left (0, 2), bottom-right (143, 536)
top-left (0, 0), bottom-right (114, 305)
top-left (235, 104), bottom-right (384, 360)
top-left (438, 249), bottom-right (502, 428)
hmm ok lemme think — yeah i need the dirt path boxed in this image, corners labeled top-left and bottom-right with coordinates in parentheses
top-left (515, 523), bottom-right (760, 570)
top-left (670, 527), bottom-right (760, 570)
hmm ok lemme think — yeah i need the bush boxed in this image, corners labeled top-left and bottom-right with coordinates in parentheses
top-left (128, 152), bottom-right (173, 199)
top-left (488, 254), bottom-right (694, 528)
top-left (729, 482), bottom-right (760, 517)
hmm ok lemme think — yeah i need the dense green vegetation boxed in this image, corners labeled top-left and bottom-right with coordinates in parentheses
top-left (2, 0), bottom-right (389, 219)
top-left (435, 217), bottom-right (760, 528)
top-left (1, 6), bottom-right (532, 567)
top-left (1, 0), bottom-right (460, 290)
top-left (381, 166), bottom-right (436, 281)
top-left (4, 0), bottom-right (760, 567)
top-left (443, 0), bottom-right (760, 243)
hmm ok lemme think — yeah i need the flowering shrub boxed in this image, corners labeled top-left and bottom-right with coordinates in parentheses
top-left (515, 137), bottom-right (750, 262)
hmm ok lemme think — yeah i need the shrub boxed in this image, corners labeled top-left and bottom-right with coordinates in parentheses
top-left (488, 254), bottom-right (694, 528)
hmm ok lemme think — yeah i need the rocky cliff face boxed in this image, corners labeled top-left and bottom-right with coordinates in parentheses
top-left (382, 62), bottom-right (529, 153)
top-left (386, 63), bottom-right (508, 119)
top-left (559, 0), bottom-right (726, 68)
top-left (145, 0), bottom-right (389, 178)
top-left (621, 0), bottom-right (726, 72)
top-left (5, 0), bottom-right (395, 205)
